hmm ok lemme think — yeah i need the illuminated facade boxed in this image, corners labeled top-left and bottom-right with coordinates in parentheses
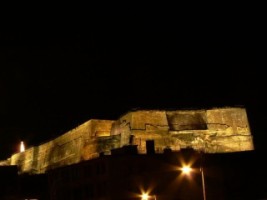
top-left (1, 107), bottom-right (254, 174)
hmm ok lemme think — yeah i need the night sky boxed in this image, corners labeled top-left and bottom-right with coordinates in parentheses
top-left (1, 4), bottom-right (266, 159)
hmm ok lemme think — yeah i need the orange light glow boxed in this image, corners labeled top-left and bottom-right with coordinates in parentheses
top-left (20, 141), bottom-right (25, 152)
top-left (141, 193), bottom-right (149, 200)
top-left (181, 166), bottom-right (192, 175)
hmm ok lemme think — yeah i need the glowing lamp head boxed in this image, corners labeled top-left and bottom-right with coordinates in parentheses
top-left (141, 193), bottom-right (149, 200)
top-left (181, 166), bottom-right (192, 175)
top-left (20, 141), bottom-right (25, 152)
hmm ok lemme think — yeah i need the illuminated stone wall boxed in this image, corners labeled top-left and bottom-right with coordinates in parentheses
top-left (10, 120), bottom-right (116, 174)
top-left (117, 108), bottom-right (253, 153)
top-left (7, 107), bottom-right (254, 174)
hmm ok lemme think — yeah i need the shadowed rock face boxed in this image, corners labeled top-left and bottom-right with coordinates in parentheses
top-left (6, 107), bottom-right (254, 174)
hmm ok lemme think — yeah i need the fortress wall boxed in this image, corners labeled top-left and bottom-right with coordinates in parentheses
top-left (110, 112), bottom-right (132, 146)
top-left (163, 108), bottom-right (253, 152)
top-left (82, 135), bottom-right (121, 160)
top-left (10, 142), bottom-right (57, 174)
top-left (0, 159), bottom-right (10, 166)
top-left (118, 110), bottom-right (209, 153)
top-left (10, 153), bottom-right (20, 166)
top-left (11, 119), bottom-right (115, 174)
top-left (206, 107), bottom-right (251, 135)
top-left (110, 121), bottom-right (122, 136)
top-left (208, 135), bottom-right (254, 152)
top-left (169, 130), bottom-right (209, 150)
top-left (42, 120), bottom-right (115, 171)
top-left (81, 138), bottom-right (98, 160)
top-left (165, 110), bottom-right (211, 152)
top-left (205, 108), bottom-right (254, 152)
top-left (8, 107), bottom-right (254, 174)
top-left (132, 129), bottom-right (177, 153)
top-left (37, 141), bottom-right (53, 173)
top-left (116, 108), bottom-right (254, 154)
top-left (117, 112), bottom-right (133, 125)
top-left (10, 147), bottom-right (36, 173)
top-left (116, 111), bottom-right (169, 149)
top-left (131, 111), bottom-right (169, 130)
top-left (42, 125), bottom-right (85, 170)
top-left (82, 120), bottom-right (115, 160)
top-left (166, 110), bottom-right (207, 131)
top-left (89, 120), bottom-right (115, 137)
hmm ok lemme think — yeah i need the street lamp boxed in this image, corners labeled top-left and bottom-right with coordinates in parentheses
top-left (200, 165), bottom-right (206, 200)
top-left (181, 166), bottom-right (192, 175)
top-left (199, 150), bottom-right (207, 200)
top-left (180, 164), bottom-right (206, 200)
top-left (141, 193), bottom-right (156, 200)
top-left (141, 193), bottom-right (149, 200)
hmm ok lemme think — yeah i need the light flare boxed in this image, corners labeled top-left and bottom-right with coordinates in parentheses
top-left (141, 193), bottom-right (149, 200)
top-left (181, 166), bottom-right (192, 175)
top-left (20, 141), bottom-right (25, 152)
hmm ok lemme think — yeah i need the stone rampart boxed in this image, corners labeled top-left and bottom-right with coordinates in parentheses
top-left (118, 107), bottom-right (253, 153)
top-left (10, 119), bottom-right (115, 174)
top-left (6, 107), bottom-right (253, 174)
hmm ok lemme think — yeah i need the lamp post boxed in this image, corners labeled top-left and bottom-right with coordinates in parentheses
top-left (200, 165), bottom-right (206, 200)
top-left (200, 151), bottom-right (206, 200)
top-left (181, 163), bottom-right (206, 200)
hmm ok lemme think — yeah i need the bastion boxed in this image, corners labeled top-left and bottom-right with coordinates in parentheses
top-left (1, 107), bottom-right (254, 174)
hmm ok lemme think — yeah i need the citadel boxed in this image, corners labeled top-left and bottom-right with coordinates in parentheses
top-left (1, 107), bottom-right (254, 174)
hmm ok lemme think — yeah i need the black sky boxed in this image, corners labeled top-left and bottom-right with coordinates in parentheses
top-left (0, 4), bottom-right (266, 159)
